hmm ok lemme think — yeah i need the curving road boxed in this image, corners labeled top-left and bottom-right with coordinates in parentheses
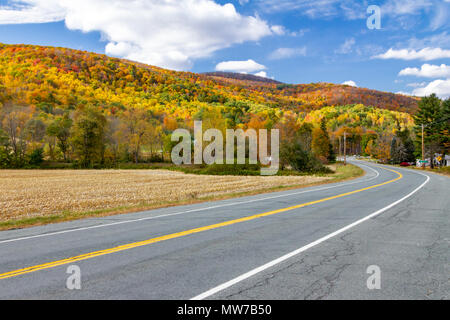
top-left (0, 161), bottom-right (448, 300)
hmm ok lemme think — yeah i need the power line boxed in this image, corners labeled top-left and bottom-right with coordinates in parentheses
top-left (420, 117), bottom-right (449, 128)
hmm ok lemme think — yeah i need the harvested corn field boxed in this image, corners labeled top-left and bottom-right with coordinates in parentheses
top-left (0, 164), bottom-right (364, 229)
top-left (0, 169), bottom-right (335, 222)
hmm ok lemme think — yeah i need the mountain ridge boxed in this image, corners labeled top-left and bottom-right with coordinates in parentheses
top-left (0, 43), bottom-right (418, 114)
top-left (203, 71), bottom-right (284, 85)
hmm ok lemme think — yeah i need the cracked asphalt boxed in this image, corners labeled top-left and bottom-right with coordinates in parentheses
top-left (0, 161), bottom-right (448, 300)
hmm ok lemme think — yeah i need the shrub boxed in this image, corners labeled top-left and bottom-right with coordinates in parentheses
top-left (281, 143), bottom-right (332, 174)
top-left (28, 148), bottom-right (44, 166)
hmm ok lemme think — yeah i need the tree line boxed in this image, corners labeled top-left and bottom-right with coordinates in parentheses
top-left (0, 95), bottom-right (448, 171)
top-left (0, 105), bottom-right (168, 168)
top-left (413, 94), bottom-right (449, 168)
top-left (0, 103), bottom-right (336, 172)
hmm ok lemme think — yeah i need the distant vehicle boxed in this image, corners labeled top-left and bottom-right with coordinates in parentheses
top-left (400, 162), bottom-right (411, 167)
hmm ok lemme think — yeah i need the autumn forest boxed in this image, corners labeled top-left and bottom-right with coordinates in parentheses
top-left (0, 44), bottom-right (448, 171)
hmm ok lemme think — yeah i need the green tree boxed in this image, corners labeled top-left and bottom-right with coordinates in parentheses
top-left (414, 94), bottom-right (445, 168)
top-left (280, 141), bottom-right (328, 173)
top-left (47, 114), bottom-right (73, 161)
top-left (390, 136), bottom-right (398, 164)
top-left (28, 148), bottom-right (44, 166)
top-left (361, 132), bottom-right (377, 156)
top-left (297, 122), bottom-right (313, 152)
top-left (279, 121), bottom-right (329, 173)
top-left (395, 129), bottom-right (416, 163)
top-left (320, 118), bottom-right (336, 163)
top-left (71, 106), bottom-right (106, 168)
top-left (0, 128), bottom-right (12, 168)
top-left (441, 99), bottom-right (450, 156)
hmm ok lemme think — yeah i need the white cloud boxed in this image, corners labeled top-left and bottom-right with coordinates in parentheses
top-left (0, 0), bottom-right (65, 23)
top-left (407, 32), bottom-right (450, 49)
top-left (396, 91), bottom-right (412, 96)
top-left (342, 80), bottom-right (357, 87)
top-left (268, 47), bottom-right (306, 60)
top-left (215, 59), bottom-right (266, 73)
top-left (255, 0), bottom-right (366, 20)
top-left (374, 47), bottom-right (450, 61)
top-left (269, 25), bottom-right (303, 37)
top-left (287, 28), bottom-right (309, 37)
top-left (412, 79), bottom-right (450, 98)
top-left (429, 1), bottom-right (450, 30)
top-left (270, 25), bottom-right (286, 36)
top-left (254, 71), bottom-right (268, 78)
top-left (0, 0), bottom-right (274, 71)
top-left (399, 64), bottom-right (450, 78)
top-left (335, 38), bottom-right (355, 54)
top-left (406, 82), bottom-right (427, 87)
top-left (381, 0), bottom-right (433, 16)
top-left (254, 71), bottom-right (274, 79)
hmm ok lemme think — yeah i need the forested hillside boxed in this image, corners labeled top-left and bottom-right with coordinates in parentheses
top-left (1, 43), bottom-right (443, 171)
top-left (0, 43), bottom-right (418, 115)
top-left (203, 73), bottom-right (418, 114)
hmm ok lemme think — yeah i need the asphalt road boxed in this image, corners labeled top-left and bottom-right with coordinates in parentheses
top-left (0, 161), bottom-right (448, 300)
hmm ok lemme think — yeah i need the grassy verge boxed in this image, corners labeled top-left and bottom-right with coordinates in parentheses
top-left (0, 163), bottom-right (364, 231)
top-left (381, 161), bottom-right (450, 177)
top-left (39, 161), bottom-right (332, 176)
top-left (398, 165), bottom-right (450, 177)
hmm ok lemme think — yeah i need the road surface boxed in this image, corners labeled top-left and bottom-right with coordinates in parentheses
top-left (0, 161), bottom-right (448, 300)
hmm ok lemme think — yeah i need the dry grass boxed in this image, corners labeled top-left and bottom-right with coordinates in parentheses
top-left (0, 169), bottom-right (335, 223)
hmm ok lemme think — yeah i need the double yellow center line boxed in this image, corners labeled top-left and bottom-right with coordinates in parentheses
top-left (0, 167), bottom-right (403, 280)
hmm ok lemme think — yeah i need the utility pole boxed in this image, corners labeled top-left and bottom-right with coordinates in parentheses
top-left (344, 131), bottom-right (347, 166)
top-left (421, 124), bottom-right (425, 169)
top-left (419, 117), bottom-right (448, 170)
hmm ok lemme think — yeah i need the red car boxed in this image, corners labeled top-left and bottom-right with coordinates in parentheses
top-left (400, 162), bottom-right (411, 167)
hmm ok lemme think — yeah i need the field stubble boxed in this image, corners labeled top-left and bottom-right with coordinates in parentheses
top-left (0, 164), bottom-right (362, 229)
top-left (0, 170), bottom-right (333, 221)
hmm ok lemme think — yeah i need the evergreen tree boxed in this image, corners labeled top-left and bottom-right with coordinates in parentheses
top-left (320, 118), bottom-right (336, 163)
top-left (396, 129), bottom-right (416, 163)
top-left (441, 99), bottom-right (450, 156)
top-left (414, 94), bottom-right (444, 168)
top-left (390, 136), bottom-right (398, 164)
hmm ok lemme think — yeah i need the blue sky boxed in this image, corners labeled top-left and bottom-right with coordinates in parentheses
top-left (0, 0), bottom-right (449, 97)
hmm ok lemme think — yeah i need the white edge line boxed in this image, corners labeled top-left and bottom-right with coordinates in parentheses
top-left (190, 168), bottom-right (430, 300)
top-left (0, 163), bottom-right (379, 245)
